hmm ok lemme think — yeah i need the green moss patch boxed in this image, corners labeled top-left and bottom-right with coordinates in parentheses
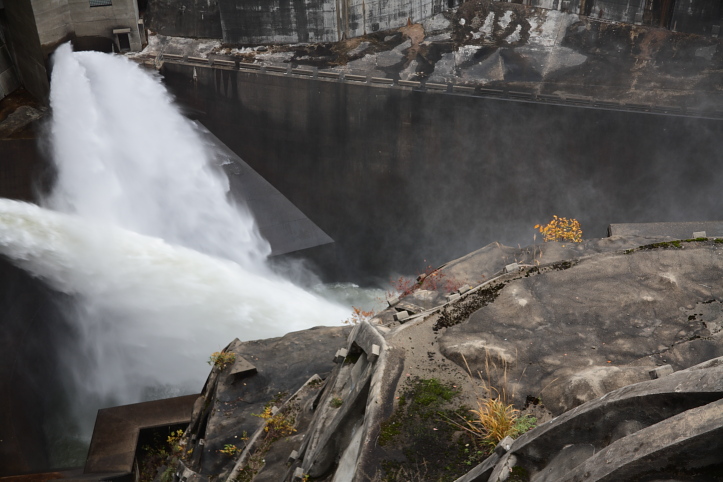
top-left (434, 283), bottom-right (505, 331)
top-left (378, 378), bottom-right (488, 482)
top-left (626, 237), bottom-right (717, 254)
top-left (640, 240), bottom-right (683, 250)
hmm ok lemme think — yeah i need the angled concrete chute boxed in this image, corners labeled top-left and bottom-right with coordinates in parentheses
top-left (460, 357), bottom-right (723, 482)
top-left (199, 125), bottom-right (333, 257)
top-left (555, 398), bottom-right (723, 482)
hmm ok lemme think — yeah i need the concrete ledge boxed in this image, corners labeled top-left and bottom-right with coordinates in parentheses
top-left (229, 355), bottom-right (257, 377)
top-left (157, 56), bottom-right (723, 120)
top-left (608, 221), bottom-right (723, 238)
top-left (84, 394), bottom-right (198, 474)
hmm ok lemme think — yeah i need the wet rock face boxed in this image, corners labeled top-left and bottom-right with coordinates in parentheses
top-left (440, 241), bottom-right (723, 414)
top-left (445, 0), bottom-right (722, 106)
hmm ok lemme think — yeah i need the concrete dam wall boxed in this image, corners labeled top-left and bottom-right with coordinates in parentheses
top-left (161, 60), bottom-right (723, 283)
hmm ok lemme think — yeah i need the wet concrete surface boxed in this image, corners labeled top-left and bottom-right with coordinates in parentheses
top-left (161, 61), bottom-right (723, 283)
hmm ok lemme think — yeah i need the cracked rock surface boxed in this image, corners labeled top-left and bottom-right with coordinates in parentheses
top-left (440, 239), bottom-right (723, 414)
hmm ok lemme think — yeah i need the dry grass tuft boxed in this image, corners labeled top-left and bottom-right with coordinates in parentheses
top-left (445, 353), bottom-right (537, 449)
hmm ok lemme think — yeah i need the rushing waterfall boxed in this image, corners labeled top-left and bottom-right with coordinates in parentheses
top-left (46, 43), bottom-right (270, 268)
top-left (0, 43), bottom-right (351, 460)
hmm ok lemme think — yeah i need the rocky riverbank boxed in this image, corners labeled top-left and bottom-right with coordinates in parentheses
top-left (151, 233), bottom-right (723, 481)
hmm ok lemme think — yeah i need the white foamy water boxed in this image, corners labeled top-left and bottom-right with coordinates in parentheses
top-left (0, 199), bottom-right (347, 396)
top-left (0, 43), bottom-right (352, 454)
top-left (47, 43), bottom-right (269, 268)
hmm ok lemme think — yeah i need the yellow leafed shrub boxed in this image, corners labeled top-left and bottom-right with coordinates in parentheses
top-left (535, 215), bottom-right (582, 243)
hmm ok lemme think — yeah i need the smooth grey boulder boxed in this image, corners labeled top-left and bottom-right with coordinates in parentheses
top-left (439, 241), bottom-right (723, 414)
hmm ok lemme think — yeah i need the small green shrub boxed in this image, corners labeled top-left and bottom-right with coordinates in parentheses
top-left (377, 378), bottom-right (481, 481)
top-left (219, 444), bottom-right (239, 456)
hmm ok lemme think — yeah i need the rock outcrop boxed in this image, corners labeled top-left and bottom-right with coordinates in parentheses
top-left (158, 234), bottom-right (723, 481)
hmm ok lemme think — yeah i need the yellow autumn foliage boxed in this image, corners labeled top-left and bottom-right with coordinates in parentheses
top-left (534, 215), bottom-right (582, 243)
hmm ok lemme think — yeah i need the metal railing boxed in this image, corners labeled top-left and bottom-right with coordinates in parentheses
top-left (158, 53), bottom-right (723, 120)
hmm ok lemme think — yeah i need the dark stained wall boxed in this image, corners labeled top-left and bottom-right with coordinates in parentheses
top-left (0, 258), bottom-right (73, 475)
top-left (146, 0), bottom-right (223, 39)
top-left (0, 1), bottom-right (50, 102)
top-left (146, 0), bottom-right (446, 43)
top-left (218, 0), bottom-right (334, 44)
top-left (161, 62), bottom-right (723, 283)
top-left (670, 0), bottom-right (723, 36)
top-left (145, 0), bottom-right (723, 44)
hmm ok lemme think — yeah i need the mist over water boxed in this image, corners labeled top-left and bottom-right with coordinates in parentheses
top-left (0, 43), bottom-right (350, 460)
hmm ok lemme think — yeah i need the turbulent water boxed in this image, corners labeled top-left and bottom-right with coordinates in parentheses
top-left (0, 43), bottom-right (356, 462)
top-left (0, 199), bottom-right (349, 394)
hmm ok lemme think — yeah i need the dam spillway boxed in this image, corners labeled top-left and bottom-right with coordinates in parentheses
top-left (0, 30), bottom-right (722, 476)
top-left (0, 48), bottom-right (352, 475)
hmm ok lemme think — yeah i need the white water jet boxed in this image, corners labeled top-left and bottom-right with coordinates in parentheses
top-left (0, 43), bottom-right (350, 450)
top-left (47, 43), bottom-right (268, 269)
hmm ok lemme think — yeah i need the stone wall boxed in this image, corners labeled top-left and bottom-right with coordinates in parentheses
top-left (66, 0), bottom-right (143, 51)
top-left (0, 0), bottom-right (144, 102)
top-left (30, 0), bottom-right (74, 50)
top-left (146, 0), bottom-right (722, 44)
top-left (30, 0), bottom-right (143, 52)
top-left (148, 0), bottom-right (449, 43)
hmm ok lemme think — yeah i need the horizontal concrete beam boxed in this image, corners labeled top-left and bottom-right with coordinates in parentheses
top-left (158, 56), bottom-right (723, 120)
